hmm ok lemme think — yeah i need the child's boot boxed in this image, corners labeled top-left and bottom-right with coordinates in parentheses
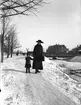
top-left (28, 68), bottom-right (30, 73)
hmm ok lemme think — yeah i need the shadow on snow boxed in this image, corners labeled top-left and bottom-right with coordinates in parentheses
top-left (3, 69), bottom-right (36, 74)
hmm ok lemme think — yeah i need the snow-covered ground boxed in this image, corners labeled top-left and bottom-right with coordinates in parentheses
top-left (1, 55), bottom-right (81, 105)
top-left (42, 58), bottom-right (81, 104)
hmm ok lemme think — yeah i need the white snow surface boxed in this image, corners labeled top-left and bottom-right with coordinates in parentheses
top-left (1, 55), bottom-right (81, 105)
top-left (43, 58), bottom-right (81, 104)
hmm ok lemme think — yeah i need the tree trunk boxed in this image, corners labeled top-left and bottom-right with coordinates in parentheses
top-left (7, 46), bottom-right (9, 58)
top-left (1, 34), bottom-right (3, 62)
top-left (1, 16), bottom-right (5, 63)
top-left (11, 45), bottom-right (13, 58)
top-left (0, 36), bottom-right (1, 62)
top-left (7, 37), bottom-right (10, 58)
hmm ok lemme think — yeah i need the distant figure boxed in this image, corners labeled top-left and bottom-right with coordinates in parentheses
top-left (16, 51), bottom-right (19, 56)
top-left (32, 40), bottom-right (44, 73)
top-left (25, 52), bottom-right (33, 73)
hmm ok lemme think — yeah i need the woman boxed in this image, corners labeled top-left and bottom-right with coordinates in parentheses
top-left (32, 40), bottom-right (44, 73)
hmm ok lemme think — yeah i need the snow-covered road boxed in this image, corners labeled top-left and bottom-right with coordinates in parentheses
top-left (1, 55), bottom-right (81, 105)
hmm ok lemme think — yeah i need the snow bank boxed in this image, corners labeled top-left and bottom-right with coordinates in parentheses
top-left (52, 60), bottom-right (81, 70)
top-left (70, 56), bottom-right (81, 63)
top-left (42, 57), bottom-right (81, 105)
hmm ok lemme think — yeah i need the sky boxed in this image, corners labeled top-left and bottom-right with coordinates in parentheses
top-left (12, 0), bottom-right (81, 52)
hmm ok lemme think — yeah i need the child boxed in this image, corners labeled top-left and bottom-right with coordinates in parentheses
top-left (25, 52), bottom-right (33, 73)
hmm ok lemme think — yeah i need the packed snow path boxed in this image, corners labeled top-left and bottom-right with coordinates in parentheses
top-left (2, 55), bottom-right (79, 105)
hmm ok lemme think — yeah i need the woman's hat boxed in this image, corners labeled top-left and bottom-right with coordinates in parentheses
top-left (36, 40), bottom-right (44, 43)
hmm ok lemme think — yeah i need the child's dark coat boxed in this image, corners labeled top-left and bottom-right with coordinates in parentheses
top-left (25, 56), bottom-right (33, 68)
top-left (25, 56), bottom-right (32, 68)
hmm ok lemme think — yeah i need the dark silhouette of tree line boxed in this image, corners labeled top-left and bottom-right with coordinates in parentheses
top-left (4, 25), bottom-right (20, 58)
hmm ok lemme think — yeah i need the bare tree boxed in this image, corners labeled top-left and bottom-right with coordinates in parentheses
top-left (1, 16), bottom-right (11, 58)
top-left (10, 26), bottom-right (20, 57)
top-left (1, 10), bottom-right (5, 62)
top-left (0, 0), bottom-right (44, 18)
top-left (0, 0), bottom-right (44, 62)
top-left (4, 25), bottom-right (20, 58)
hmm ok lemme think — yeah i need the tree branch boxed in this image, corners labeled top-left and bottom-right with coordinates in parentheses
top-left (0, 0), bottom-right (9, 6)
top-left (0, 0), bottom-right (44, 18)
top-left (1, 0), bottom-right (35, 10)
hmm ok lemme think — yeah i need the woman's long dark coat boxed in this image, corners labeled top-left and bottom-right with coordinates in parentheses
top-left (32, 44), bottom-right (44, 70)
